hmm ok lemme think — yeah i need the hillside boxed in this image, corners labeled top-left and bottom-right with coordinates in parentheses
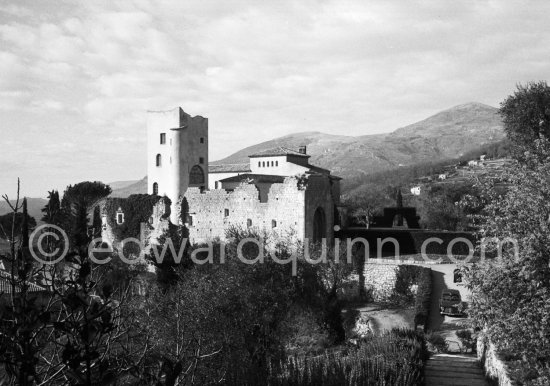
top-left (109, 177), bottom-right (147, 198)
top-left (213, 102), bottom-right (504, 180)
top-left (111, 102), bottom-right (505, 197)
top-left (0, 198), bottom-right (48, 224)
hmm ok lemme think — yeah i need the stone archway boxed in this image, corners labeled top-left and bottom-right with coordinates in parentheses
top-left (189, 165), bottom-right (205, 186)
top-left (313, 207), bottom-right (326, 243)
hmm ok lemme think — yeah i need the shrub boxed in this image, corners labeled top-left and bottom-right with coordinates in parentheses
top-left (228, 328), bottom-right (428, 386)
top-left (426, 332), bottom-right (448, 353)
top-left (413, 268), bottom-right (432, 331)
top-left (456, 329), bottom-right (476, 353)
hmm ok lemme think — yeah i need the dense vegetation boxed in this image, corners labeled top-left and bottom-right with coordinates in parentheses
top-left (230, 329), bottom-right (428, 386)
top-left (343, 140), bottom-right (510, 230)
top-left (465, 81), bottom-right (550, 385)
top-left (0, 177), bottom-right (430, 385)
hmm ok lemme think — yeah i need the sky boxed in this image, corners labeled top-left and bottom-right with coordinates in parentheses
top-left (1, 0), bottom-right (550, 198)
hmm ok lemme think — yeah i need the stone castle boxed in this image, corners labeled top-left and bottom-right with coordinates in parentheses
top-left (102, 107), bottom-right (343, 247)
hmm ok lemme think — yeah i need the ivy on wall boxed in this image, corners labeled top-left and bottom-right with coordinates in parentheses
top-left (103, 194), bottom-right (169, 243)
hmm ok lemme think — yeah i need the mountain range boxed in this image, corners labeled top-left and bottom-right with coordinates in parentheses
top-left (110, 102), bottom-right (504, 197)
top-left (2, 102), bottom-right (504, 212)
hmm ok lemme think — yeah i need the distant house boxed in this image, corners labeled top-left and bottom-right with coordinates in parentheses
top-left (410, 186), bottom-right (421, 196)
top-left (438, 173), bottom-right (447, 180)
top-left (468, 160), bottom-right (479, 167)
top-left (480, 154), bottom-right (486, 161)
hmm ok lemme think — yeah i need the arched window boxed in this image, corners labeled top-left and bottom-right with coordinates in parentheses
top-left (258, 161), bottom-right (261, 167)
top-left (189, 165), bottom-right (205, 186)
top-left (313, 207), bottom-right (326, 243)
top-left (156, 154), bottom-right (162, 167)
top-left (262, 161), bottom-right (265, 167)
top-left (152, 182), bottom-right (158, 195)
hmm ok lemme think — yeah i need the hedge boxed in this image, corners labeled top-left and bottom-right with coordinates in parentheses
top-left (413, 267), bottom-right (432, 331)
top-left (336, 228), bottom-right (477, 256)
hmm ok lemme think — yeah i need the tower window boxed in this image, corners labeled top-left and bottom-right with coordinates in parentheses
top-left (156, 154), bottom-right (162, 167)
top-left (271, 161), bottom-right (274, 166)
top-left (199, 157), bottom-right (204, 164)
top-left (160, 133), bottom-right (166, 144)
top-left (152, 182), bottom-right (158, 195)
top-left (262, 161), bottom-right (265, 167)
top-left (272, 220), bottom-right (277, 228)
top-left (267, 161), bottom-right (269, 167)
top-left (200, 137), bottom-right (204, 144)
top-left (215, 181), bottom-right (219, 189)
top-left (247, 219), bottom-right (252, 227)
top-left (224, 209), bottom-right (229, 217)
top-left (276, 161), bottom-right (278, 166)
top-left (258, 161), bottom-right (261, 167)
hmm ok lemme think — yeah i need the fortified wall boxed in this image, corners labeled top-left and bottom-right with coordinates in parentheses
top-left (180, 176), bottom-right (308, 243)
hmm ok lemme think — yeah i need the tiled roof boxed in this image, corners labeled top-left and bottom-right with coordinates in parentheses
top-left (248, 146), bottom-right (310, 158)
top-left (208, 163), bottom-right (251, 173)
top-left (0, 269), bottom-right (46, 294)
top-left (218, 174), bottom-right (286, 184)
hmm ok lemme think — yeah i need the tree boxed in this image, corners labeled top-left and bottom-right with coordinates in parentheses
top-left (41, 190), bottom-right (63, 226)
top-left (500, 81), bottom-right (550, 159)
top-left (92, 205), bottom-right (102, 239)
top-left (60, 181), bottom-right (111, 249)
top-left (465, 84), bottom-right (550, 383)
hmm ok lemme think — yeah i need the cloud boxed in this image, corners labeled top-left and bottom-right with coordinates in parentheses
top-left (1, 0), bottom-right (550, 196)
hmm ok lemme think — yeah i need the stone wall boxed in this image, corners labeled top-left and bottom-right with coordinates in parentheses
top-left (477, 334), bottom-right (517, 386)
top-left (181, 176), bottom-right (309, 244)
top-left (304, 174), bottom-right (336, 242)
top-left (363, 264), bottom-right (398, 301)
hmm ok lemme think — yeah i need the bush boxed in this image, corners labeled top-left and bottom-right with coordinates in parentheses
top-left (456, 329), bottom-right (476, 353)
top-left (426, 332), bottom-right (448, 353)
top-left (228, 328), bottom-right (428, 386)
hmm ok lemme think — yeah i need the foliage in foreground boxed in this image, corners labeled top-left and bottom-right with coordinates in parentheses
top-left (465, 82), bottom-right (550, 385)
top-left (227, 328), bottom-right (428, 386)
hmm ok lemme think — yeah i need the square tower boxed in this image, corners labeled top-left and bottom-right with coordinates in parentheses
top-left (147, 107), bottom-right (208, 224)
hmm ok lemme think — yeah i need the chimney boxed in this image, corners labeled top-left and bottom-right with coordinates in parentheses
top-left (298, 145), bottom-right (307, 154)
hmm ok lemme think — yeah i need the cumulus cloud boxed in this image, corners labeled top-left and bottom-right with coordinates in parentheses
top-left (1, 0), bottom-right (550, 196)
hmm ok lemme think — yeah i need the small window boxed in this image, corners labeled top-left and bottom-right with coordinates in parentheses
top-left (199, 157), bottom-right (204, 164)
top-left (271, 220), bottom-right (277, 228)
top-left (160, 133), bottom-right (166, 144)
top-left (116, 211), bottom-right (124, 225)
top-left (271, 161), bottom-right (274, 166)
top-left (148, 216), bottom-right (154, 224)
top-left (156, 154), bottom-right (162, 167)
top-left (276, 161), bottom-right (278, 166)
top-left (224, 209), bottom-right (229, 217)
top-left (247, 219), bottom-right (252, 227)
top-left (187, 215), bottom-right (194, 226)
top-left (262, 161), bottom-right (265, 167)
top-left (267, 161), bottom-right (269, 167)
top-left (258, 161), bottom-right (261, 167)
top-left (152, 182), bottom-right (158, 195)
top-left (215, 181), bottom-right (219, 189)
top-left (200, 137), bottom-right (204, 144)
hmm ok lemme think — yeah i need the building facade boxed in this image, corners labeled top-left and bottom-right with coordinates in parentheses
top-left (103, 107), bottom-right (342, 248)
